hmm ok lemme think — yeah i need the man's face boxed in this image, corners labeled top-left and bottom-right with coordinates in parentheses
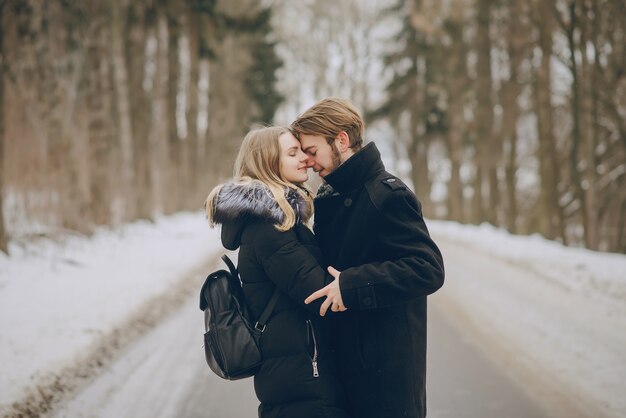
top-left (299, 134), bottom-right (342, 178)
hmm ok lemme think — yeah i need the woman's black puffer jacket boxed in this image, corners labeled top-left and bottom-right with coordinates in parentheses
top-left (212, 180), bottom-right (350, 418)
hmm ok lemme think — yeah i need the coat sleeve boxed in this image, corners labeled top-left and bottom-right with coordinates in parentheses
top-left (338, 189), bottom-right (445, 310)
top-left (251, 221), bottom-right (332, 314)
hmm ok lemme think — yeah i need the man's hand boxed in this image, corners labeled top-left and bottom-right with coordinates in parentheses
top-left (304, 266), bottom-right (348, 316)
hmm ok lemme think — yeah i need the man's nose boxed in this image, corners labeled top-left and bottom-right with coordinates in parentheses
top-left (305, 157), bottom-right (315, 168)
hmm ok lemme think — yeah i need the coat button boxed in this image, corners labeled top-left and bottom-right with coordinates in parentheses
top-left (386, 178), bottom-right (396, 183)
top-left (344, 198), bottom-right (352, 207)
top-left (362, 297), bottom-right (372, 306)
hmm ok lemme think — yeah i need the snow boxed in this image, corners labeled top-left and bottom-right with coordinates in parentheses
top-left (0, 214), bottom-right (624, 416)
top-left (428, 221), bottom-right (626, 306)
top-left (0, 212), bottom-right (221, 412)
top-left (427, 220), bottom-right (626, 417)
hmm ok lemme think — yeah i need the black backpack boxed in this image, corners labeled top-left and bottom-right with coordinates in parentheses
top-left (199, 254), bottom-right (279, 380)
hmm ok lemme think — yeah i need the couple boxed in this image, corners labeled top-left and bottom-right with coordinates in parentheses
top-left (206, 98), bottom-right (445, 418)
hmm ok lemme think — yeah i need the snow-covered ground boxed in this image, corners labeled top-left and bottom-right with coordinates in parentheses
top-left (429, 221), bottom-right (626, 306)
top-left (0, 214), bottom-right (624, 417)
top-left (427, 221), bottom-right (626, 418)
top-left (0, 212), bottom-right (221, 416)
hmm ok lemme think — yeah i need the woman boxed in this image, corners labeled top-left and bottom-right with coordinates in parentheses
top-left (205, 126), bottom-right (350, 418)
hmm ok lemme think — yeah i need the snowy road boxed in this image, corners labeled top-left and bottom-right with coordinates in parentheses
top-left (51, 292), bottom-right (259, 418)
top-left (51, 295), bottom-right (550, 418)
top-left (48, 234), bottom-right (623, 418)
top-left (430, 234), bottom-right (625, 418)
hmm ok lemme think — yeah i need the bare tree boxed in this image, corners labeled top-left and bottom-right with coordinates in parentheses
top-left (529, 0), bottom-right (564, 241)
top-left (0, 0), bottom-right (8, 253)
top-left (184, 5), bottom-right (201, 209)
top-left (443, 12), bottom-right (468, 222)
top-left (472, 0), bottom-right (497, 224)
top-left (148, 9), bottom-right (171, 215)
top-left (85, 2), bottom-right (114, 226)
top-left (110, 0), bottom-right (137, 222)
top-left (126, 0), bottom-right (154, 221)
top-left (497, 0), bottom-right (529, 233)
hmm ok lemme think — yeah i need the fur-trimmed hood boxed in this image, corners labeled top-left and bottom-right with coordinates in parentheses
top-left (212, 180), bottom-right (312, 249)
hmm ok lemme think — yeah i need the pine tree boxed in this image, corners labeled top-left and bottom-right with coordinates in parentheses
top-left (244, 7), bottom-right (283, 125)
top-left (373, 0), bottom-right (452, 217)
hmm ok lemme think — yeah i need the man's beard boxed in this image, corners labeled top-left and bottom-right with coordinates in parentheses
top-left (330, 142), bottom-right (342, 171)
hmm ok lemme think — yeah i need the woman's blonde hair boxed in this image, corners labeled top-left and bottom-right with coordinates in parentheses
top-left (205, 126), bottom-right (312, 231)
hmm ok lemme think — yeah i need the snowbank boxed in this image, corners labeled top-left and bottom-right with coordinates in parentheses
top-left (428, 220), bottom-right (626, 305)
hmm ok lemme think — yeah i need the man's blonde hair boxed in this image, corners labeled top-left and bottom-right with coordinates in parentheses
top-left (205, 126), bottom-right (312, 231)
top-left (290, 97), bottom-right (364, 150)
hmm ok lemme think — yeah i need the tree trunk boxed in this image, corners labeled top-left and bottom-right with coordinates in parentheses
top-left (164, 8), bottom-right (182, 214)
top-left (500, 0), bottom-right (526, 234)
top-left (147, 11), bottom-right (170, 214)
top-left (407, 56), bottom-right (433, 216)
top-left (0, 2), bottom-right (8, 254)
top-left (534, 0), bottom-right (565, 242)
top-left (86, 14), bottom-right (114, 226)
top-left (38, 1), bottom-right (84, 232)
top-left (578, 0), bottom-right (599, 250)
top-left (445, 19), bottom-right (465, 222)
top-left (110, 0), bottom-right (136, 222)
top-left (126, 1), bottom-right (153, 221)
top-left (409, 138), bottom-right (432, 216)
top-left (185, 10), bottom-right (201, 210)
top-left (564, 1), bottom-right (589, 247)
top-left (197, 58), bottom-right (211, 190)
top-left (614, 196), bottom-right (626, 254)
top-left (474, 0), bottom-right (496, 224)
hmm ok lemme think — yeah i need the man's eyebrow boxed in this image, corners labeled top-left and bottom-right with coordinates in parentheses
top-left (302, 145), bottom-right (316, 152)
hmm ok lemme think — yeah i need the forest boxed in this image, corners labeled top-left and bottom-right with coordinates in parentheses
top-left (0, 0), bottom-right (624, 253)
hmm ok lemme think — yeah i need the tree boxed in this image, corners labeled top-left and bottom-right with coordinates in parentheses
top-left (442, 12), bottom-right (468, 222)
top-left (0, 0), bottom-right (8, 253)
top-left (497, 0), bottom-right (528, 233)
top-left (85, 1), bottom-right (114, 226)
top-left (530, 0), bottom-right (563, 241)
top-left (473, 0), bottom-right (497, 224)
top-left (110, 0), bottom-right (137, 222)
top-left (374, 0), bottom-right (439, 216)
top-left (245, 7), bottom-right (283, 125)
top-left (126, 0), bottom-right (154, 220)
top-left (206, 0), bottom-right (283, 179)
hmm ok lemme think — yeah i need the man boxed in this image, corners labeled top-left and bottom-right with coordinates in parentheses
top-left (291, 97), bottom-right (445, 418)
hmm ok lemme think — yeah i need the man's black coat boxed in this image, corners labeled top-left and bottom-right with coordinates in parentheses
top-left (313, 142), bottom-right (445, 418)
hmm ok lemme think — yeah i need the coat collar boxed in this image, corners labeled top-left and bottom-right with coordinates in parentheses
top-left (212, 180), bottom-right (311, 249)
top-left (321, 142), bottom-right (385, 195)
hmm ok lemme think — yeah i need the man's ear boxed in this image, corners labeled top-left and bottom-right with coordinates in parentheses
top-left (335, 131), bottom-right (350, 152)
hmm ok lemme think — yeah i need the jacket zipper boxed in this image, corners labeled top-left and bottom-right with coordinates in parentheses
top-left (306, 319), bottom-right (319, 378)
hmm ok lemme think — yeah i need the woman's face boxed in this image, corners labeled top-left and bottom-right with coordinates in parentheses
top-left (279, 132), bottom-right (309, 184)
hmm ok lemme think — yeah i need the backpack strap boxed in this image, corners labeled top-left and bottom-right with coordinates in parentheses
top-left (221, 254), bottom-right (238, 278)
top-left (254, 288), bottom-right (280, 332)
top-left (222, 254), bottom-right (280, 333)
